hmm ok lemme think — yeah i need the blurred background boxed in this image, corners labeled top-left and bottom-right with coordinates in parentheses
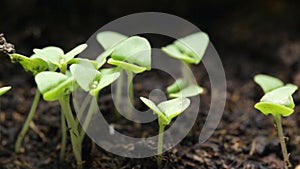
top-left (1, 0), bottom-right (300, 59)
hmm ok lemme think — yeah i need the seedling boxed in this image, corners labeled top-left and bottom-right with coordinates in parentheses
top-left (162, 32), bottom-right (208, 97)
top-left (97, 31), bottom-right (151, 114)
top-left (254, 74), bottom-right (298, 169)
top-left (140, 97), bottom-right (190, 167)
top-left (70, 60), bottom-right (120, 142)
top-left (162, 32), bottom-right (208, 82)
top-left (167, 78), bottom-right (204, 98)
top-left (12, 44), bottom-right (87, 162)
top-left (0, 86), bottom-right (11, 96)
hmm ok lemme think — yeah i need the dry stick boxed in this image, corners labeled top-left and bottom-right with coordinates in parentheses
top-left (274, 114), bottom-right (292, 169)
top-left (15, 90), bottom-right (41, 152)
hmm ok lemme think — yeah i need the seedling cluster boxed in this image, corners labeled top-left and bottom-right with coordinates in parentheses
top-left (0, 32), bottom-right (208, 168)
top-left (1, 31), bottom-right (299, 169)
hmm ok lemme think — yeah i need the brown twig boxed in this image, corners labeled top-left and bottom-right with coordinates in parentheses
top-left (0, 33), bottom-right (15, 54)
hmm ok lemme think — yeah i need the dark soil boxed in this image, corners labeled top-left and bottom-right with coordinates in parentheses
top-left (1, 1), bottom-right (300, 169)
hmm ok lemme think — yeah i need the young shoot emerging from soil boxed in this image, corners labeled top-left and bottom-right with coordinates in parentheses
top-left (140, 96), bottom-right (190, 168)
top-left (254, 74), bottom-right (298, 169)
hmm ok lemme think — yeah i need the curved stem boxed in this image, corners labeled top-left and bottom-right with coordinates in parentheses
top-left (60, 111), bottom-right (67, 161)
top-left (157, 119), bottom-right (165, 168)
top-left (274, 114), bottom-right (291, 169)
top-left (79, 96), bottom-right (97, 143)
top-left (15, 89), bottom-right (41, 152)
top-left (59, 95), bottom-right (82, 167)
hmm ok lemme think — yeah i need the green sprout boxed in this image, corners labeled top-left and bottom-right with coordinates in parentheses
top-left (12, 44), bottom-right (87, 164)
top-left (8, 53), bottom-right (48, 153)
top-left (97, 31), bottom-right (151, 115)
top-left (162, 32), bottom-right (208, 97)
top-left (70, 60), bottom-right (120, 142)
top-left (254, 74), bottom-right (298, 169)
top-left (167, 78), bottom-right (204, 98)
top-left (0, 86), bottom-right (11, 96)
top-left (140, 97), bottom-right (190, 167)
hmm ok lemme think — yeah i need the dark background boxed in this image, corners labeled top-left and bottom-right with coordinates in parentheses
top-left (1, 0), bottom-right (300, 59)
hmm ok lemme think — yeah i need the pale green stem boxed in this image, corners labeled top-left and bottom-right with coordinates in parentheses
top-left (181, 62), bottom-right (193, 84)
top-left (59, 95), bottom-right (82, 167)
top-left (60, 111), bottom-right (67, 161)
top-left (157, 119), bottom-right (165, 168)
top-left (126, 70), bottom-right (134, 116)
top-left (15, 89), bottom-right (41, 152)
top-left (274, 114), bottom-right (291, 169)
top-left (79, 96), bottom-right (97, 143)
top-left (115, 70), bottom-right (123, 110)
top-left (75, 94), bottom-right (93, 127)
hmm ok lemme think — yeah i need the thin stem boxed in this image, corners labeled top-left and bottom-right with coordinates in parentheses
top-left (79, 96), bottom-right (97, 143)
top-left (157, 119), bottom-right (165, 168)
top-left (60, 111), bottom-right (67, 161)
top-left (274, 114), bottom-right (291, 169)
top-left (15, 89), bottom-right (41, 152)
top-left (126, 70), bottom-right (134, 116)
top-left (181, 62), bottom-right (193, 84)
top-left (115, 70), bottom-right (123, 109)
top-left (59, 95), bottom-right (82, 166)
top-left (75, 94), bottom-right (93, 127)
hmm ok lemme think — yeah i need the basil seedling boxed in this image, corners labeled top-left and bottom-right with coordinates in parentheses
top-left (97, 31), bottom-right (151, 114)
top-left (254, 74), bottom-right (298, 169)
top-left (70, 60), bottom-right (120, 142)
top-left (162, 32), bottom-right (208, 96)
top-left (140, 97), bottom-right (190, 167)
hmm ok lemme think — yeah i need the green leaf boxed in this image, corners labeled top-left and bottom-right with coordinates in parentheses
top-left (10, 53), bottom-right (48, 75)
top-left (169, 85), bottom-right (204, 98)
top-left (90, 72), bottom-right (120, 96)
top-left (33, 46), bottom-right (63, 66)
top-left (70, 60), bottom-right (99, 92)
top-left (100, 68), bottom-right (119, 75)
top-left (157, 97), bottom-right (190, 123)
top-left (254, 74), bottom-right (284, 93)
top-left (0, 86), bottom-right (11, 96)
top-left (140, 97), bottom-right (169, 123)
top-left (162, 32), bottom-right (209, 64)
top-left (167, 78), bottom-right (187, 93)
top-left (33, 45), bottom-right (87, 70)
top-left (260, 84), bottom-right (297, 109)
top-left (111, 36), bottom-right (151, 69)
top-left (97, 31), bottom-right (128, 50)
top-left (107, 58), bottom-right (146, 73)
top-left (35, 72), bottom-right (73, 101)
top-left (174, 32), bottom-right (209, 64)
top-left (161, 45), bottom-right (195, 63)
top-left (254, 102), bottom-right (294, 117)
top-left (95, 48), bottom-right (114, 69)
top-left (64, 44), bottom-right (87, 63)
